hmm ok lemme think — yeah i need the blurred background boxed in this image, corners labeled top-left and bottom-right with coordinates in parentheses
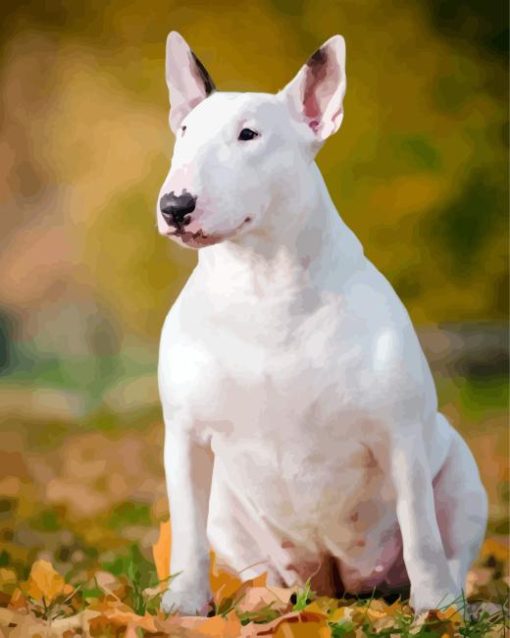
top-left (0, 0), bottom-right (508, 581)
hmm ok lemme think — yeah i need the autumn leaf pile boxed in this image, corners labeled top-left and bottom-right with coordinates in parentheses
top-left (0, 521), bottom-right (506, 637)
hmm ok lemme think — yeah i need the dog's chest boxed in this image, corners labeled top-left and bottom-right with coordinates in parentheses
top-left (183, 285), bottom-right (368, 430)
top-left (166, 283), bottom-right (389, 520)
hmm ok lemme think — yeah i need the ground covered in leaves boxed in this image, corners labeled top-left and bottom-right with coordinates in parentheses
top-left (0, 374), bottom-right (508, 636)
top-left (1, 506), bottom-right (508, 637)
top-left (0, 526), bottom-right (508, 637)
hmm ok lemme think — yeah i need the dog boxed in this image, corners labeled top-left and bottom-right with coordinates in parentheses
top-left (156, 31), bottom-right (488, 615)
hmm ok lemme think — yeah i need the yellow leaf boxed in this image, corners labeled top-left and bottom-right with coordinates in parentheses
top-left (329, 604), bottom-right (360, 624)
top-left (22, 560), bottom-right (71, 604)
top-left (436, 606), bottom-right (463, 625)
top-left (363, 598), bottom-right (392, 622)
top-left (152, 520), bottom-right (171, 582)
top-left (303, 601), bottom-right (329, 618)
top-left (480, 537), bottom-right (508, 564)
top-left (0, 569), bottom-right (17, 597)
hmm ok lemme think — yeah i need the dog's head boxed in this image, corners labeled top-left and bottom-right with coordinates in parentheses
top-left (157, 32), bottom-right (346, 249)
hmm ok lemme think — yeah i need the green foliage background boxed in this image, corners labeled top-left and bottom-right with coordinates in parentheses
top-left (0, 0), bottom-right (507, 345)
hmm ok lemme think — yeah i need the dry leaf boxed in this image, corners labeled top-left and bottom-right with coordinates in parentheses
top-left (21, 560), bottom-right (73, 606)
top-left (153, 520), bottom-right (172, 582)
top-left (0, 569), bottom-right (17, 595)
top-left (480, 537), bottom-right (509, 564)
top-left (236, 585), bottom-right (293, 614)
top-left (412, 607), bottom-right (461, 637)
top-left (152, 518), bottom-right (270, 609)
top-left (245, 608), bottom-right (329, 636)
top-left (88, 597), bottom-right (157, 632)
top-left (209, 553), bottom-right (244, 604)
top-left (274, 622), bottom-right (331, 638)
top-left (7, 589), bottom-right (29, 612)
top-left (196, 612), bottom-right (242, 637)
top-left (0, 608), bottom-right (47, 638)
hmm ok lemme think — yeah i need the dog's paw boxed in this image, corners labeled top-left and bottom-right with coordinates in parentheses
top-left (161, 588), bottom-right (212, 616)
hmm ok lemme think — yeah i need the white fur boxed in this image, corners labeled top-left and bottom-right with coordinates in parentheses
top-left (157, 32), bottom-right (488, 615)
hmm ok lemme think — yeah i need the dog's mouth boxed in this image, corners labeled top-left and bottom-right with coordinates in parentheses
top-left (165, 217), bottom-right (253, 248)
top-left (166, 227), bottom-right (219, 248)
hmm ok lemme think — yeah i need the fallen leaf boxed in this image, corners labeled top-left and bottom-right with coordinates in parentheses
top-left (209, 553), bottom-right (244, 604)
top-left (0, 569), bottom-right (17, 595)
top-left (7, 588), bottom-right (29, 612)
top-left (412, 607), bottom-right (461, 637)
top-left (153, 520), bottom-right (171, 582)
top-left (480, 537), bottom-right (509, 564)
top-left (196, 612), bottom-right (242, 637)
top-left (153, 519), bottom-right (269, 605)
top-left (245, 608), bottom-right (329, 636)
top-left (0, 608), bottom-right (47, 638)
top-left (88, 597), bottom-right (157, 632)
top-left (21, 560), bottom-right (73, 606)
top-left (274, 622), bottom-right (331, 638)
top-left (155, 611), bottom-right (242, 638)
top-left (236, 585), bottom-right (293, 614)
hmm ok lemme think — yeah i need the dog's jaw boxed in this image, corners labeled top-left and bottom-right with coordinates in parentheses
top-left (164, 216), bottom-right (253, 249)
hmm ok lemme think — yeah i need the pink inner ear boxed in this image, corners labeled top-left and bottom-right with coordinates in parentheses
top-left (302, 50), bottom-right (329, 123)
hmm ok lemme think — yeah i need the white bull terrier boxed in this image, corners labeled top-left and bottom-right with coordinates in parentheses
top-left (156, 31), bottom-right (488, 615)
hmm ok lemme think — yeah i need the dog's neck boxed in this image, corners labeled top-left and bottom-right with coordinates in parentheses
top-left (197, 163), bottom-right (364, 295)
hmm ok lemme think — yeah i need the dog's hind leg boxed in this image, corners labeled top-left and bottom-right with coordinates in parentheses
top-left (433, 414), bottom-right (488, 594)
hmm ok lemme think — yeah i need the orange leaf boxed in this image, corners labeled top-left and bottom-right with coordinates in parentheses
top-left (247, 609), bottom-right (329, 636)
top-left (210, 551), bottom-right (269, 605)
top-left (88, 598), bottom-right (157, 632)
top-left (209, 552), bottom-right (244, 603)
top-left (153, 520), bottom-right (172, 582)
top-left (152, 519), bottom-right (269, 605)
top-left (196, 612), bottom-right (242, 637)
top-left (480, 537), bottom-right (509, 564)
top-left (8, 588), bottom-right (29, 611)
top-left (274, 621), bottom-right (331, 638)
top-left (22, 560), bottom-right (72, 605)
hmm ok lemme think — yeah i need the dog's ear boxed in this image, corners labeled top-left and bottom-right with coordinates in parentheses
top-left (279, 35), bottom-right (346, 143)
top-left (165, 31), bottom-right (216, 133)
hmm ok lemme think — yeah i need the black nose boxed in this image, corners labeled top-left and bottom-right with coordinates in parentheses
top-left (160, 191), bottom-right (197, 226)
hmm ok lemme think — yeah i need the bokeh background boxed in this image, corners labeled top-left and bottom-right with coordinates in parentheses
top-left (0, 0), bottom-right (508, 583)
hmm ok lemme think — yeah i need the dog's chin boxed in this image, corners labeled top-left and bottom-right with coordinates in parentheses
top-left (165, 228), bottom-right (224, 249)
top-left (165, 218), bottom-right (253, 249)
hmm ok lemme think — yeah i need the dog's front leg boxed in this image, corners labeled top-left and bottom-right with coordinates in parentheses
top-left (161, 421), bottom-right (213, 615)
top-left (388, 426), bottom-right (459, 613)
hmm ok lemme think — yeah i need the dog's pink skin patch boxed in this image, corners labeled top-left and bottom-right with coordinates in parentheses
top-left (167, 165), bottom-right (195, 196)
top-left (183, 217), bottom-right (204, 234)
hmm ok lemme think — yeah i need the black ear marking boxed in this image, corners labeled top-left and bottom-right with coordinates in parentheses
top-left (191, 51), bottom-right (216, 96)
top-left (307, 47), bottom-right (328, 69)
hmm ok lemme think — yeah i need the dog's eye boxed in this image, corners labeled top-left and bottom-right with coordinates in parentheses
top-left (181, 125), bottom-right (187, 136)
top-left (238, 128), bottom-right (258, 141)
